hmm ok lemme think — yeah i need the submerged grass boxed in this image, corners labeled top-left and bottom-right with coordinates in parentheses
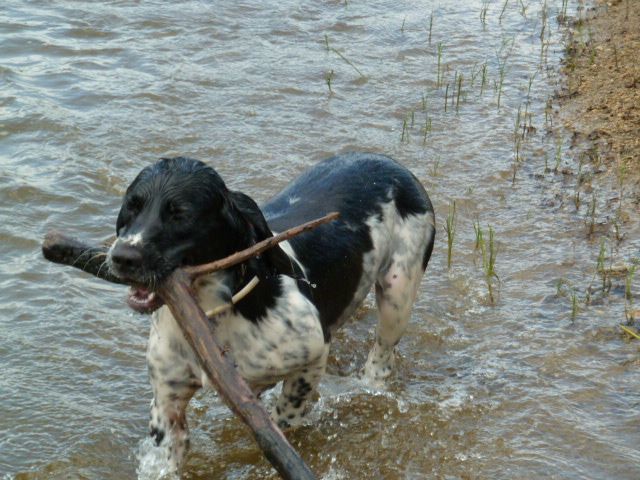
top-left (499, 0), bottom-right (509, 23)
top-left (556, 278), bottom-right (579, 320)
top-left (625, 265), bottom-right (636, 322)
top-left (480, 1), bottom-right (488, 27)
top-left (474, 221), bottom-right (499, 303)
top-left (482, 225), bottom-right (499, 304)
top-left (456, 72), bottom-right (463, 112)
top-left (324, 35), bottom-right (366, 79)
top-left (445, 200), bottom-right (456, 269)
top-left (325, 69), bottom-right (334, 94)
top-left (436, 42), bottom-right (444, 88)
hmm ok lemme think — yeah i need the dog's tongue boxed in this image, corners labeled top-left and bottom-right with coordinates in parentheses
top-left (127, 286), bottom-right (164, 313)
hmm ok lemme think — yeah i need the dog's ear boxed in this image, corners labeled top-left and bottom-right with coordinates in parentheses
top-left (226, 190), bottom-right (273, 242)
top-left (226, 190), bottom-right (296, 276)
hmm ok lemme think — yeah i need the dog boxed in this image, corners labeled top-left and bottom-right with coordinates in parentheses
top-left (106, 152), bottom-right (435, 473)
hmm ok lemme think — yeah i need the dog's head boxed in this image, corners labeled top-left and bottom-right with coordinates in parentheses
top-left (107, 157), bottom-right (274, 312)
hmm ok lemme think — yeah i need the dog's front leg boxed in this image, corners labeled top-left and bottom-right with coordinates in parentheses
top-left (273, 344), bottom-right (329, 429)
top-left (147, 309), bottom-right (202, 474)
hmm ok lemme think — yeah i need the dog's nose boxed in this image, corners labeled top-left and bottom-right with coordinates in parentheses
top-left (110, 243), bottom-right (143, 273)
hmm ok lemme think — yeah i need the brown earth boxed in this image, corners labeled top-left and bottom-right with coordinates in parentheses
top-left (559, 0), bottom-right (639, 187)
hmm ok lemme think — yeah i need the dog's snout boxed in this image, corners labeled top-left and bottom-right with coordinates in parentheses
top-left (111, 242), bottom-right (143, 273)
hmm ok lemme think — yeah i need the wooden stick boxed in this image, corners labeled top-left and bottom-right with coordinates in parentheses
top-left (158, 270), bottom-right (316, 480)
top-left (41, 212), bottom-right (340, 480)
top-left (42, 231), bottom-right (126, 285)
top-left (184, 211), bottom-right (339, 279)
top-left (42, 211), bottom-right (339, 285)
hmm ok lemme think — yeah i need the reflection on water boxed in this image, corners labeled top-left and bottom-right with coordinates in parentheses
top-left (1, 1), bottom-right (639, 479)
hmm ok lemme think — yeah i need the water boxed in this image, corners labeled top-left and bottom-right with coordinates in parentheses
top-left (2, 1), bottom-right (639, 478)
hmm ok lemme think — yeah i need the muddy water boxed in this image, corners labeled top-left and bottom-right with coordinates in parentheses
top-left (2, 1), bottom-right (639, 479)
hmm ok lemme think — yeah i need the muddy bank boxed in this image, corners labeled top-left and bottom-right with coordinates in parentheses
top-left (558, 0), bottom-right (640, 322)
top-left (559, 0), bottom-right (639, 187)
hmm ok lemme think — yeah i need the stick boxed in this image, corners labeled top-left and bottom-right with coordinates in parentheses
top-left (41, 213), bottom-right (340, 480)
top-left (42, 239), bottom-right (317, 479)
top-left (42, 211), bottom-right (339, 284)
top-left (42, 231), bottom-right (126, 285)
top-left (158, 270), bottom-right (315, 479)
top-left (184, 211), bottom-right (339, 279)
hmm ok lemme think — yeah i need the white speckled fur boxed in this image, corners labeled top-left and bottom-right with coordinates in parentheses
top-left (146, 199), bottom-right (434, 473)
top-left (362, 203), bottom-right (435, 380)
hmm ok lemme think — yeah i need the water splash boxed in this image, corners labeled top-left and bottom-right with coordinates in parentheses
top-left (136, 437), bottom-right (177, 480)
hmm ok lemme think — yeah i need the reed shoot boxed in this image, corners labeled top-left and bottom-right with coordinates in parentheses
top-left (445, 200), bottom-right (456, 269)
top-left (325, 70), bottom-right (334, 94)
top-left (456, 72), bottom-right (463, 112)
top-left (481, 225), bottom-right (498, 303)
top-left (436, 42), bottom-right (444, 88)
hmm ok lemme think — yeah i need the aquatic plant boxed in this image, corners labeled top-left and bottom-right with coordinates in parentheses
top-left (586, 193), bottom-right (596, 236)
top-left (625, 265), bottom-right (636, 322)
top-left (499, 0), bottom-right (509, 23)
top-left (554, 138), bottom-right (562, 172)
top-left (422, 115), bottom-right (432, 145)
top-left (570, 289), bottom-right (579, 320)
top-left (445, 200), bottom-right (456, 269)
top-left (560, 0), bottom-right (569, 23)
top-left (482, 225), bottom-right (499, 304)
top-left (474, 222), bottom-right (499, 303)
top-left (325, 70), bottom-right (334, 94)
top-left (480, 62), bottom-right (488, 95)
top-left (324, 35), bottom-right (366, 79)
top-left (540, 0), bottom-right (548, 42)
top-left (436, 42), bottom-right (444, 88)
top-left (430, 155), bottom-right (440, 176)
top-left (556, 278), bottom-right (578, 320)
top-left (596, 238), bottom-right (612, 294)
top-left (456, 72), bottom-right (463, 113)
top-left (495, 38), bottom-right (514, 109)
top-left (401, 116), bottom-right (409, 143)
top-left (480, 2), bottom-right (488, 26)
top-left (444, 83), bottom-right (449, 112)
top-left (473, 219), bottom-right (484, 251)
top-left (512, 138), bottom-right (521, 184)
top-left (620, 324), bottom-right (640, 339)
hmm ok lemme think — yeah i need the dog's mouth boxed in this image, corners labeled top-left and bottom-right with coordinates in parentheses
top-left (127, 286), bottom-right (165, 314)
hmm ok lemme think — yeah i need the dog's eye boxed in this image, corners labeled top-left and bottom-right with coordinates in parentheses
top-left (126, 195), bottom-right (144, 214)
top-left (166, 201), bottom-right (186, 220)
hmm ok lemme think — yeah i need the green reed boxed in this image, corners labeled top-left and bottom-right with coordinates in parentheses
top-left (445, 200), bottom-right (456, 269)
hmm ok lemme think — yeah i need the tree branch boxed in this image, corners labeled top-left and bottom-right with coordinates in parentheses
top-left (41, 212), bottom-right (340, 480)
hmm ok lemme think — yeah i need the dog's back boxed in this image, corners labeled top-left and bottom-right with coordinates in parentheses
top-left (264, 152), bottom-right (436, 340)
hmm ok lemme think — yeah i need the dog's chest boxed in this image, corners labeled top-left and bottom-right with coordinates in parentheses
top-left (161, 273), bottom-right (326, 387)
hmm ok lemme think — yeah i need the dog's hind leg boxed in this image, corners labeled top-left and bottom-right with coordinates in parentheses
top-left (363, 215), bottom-right (433, 381)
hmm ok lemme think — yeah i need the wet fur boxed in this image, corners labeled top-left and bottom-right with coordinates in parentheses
top-left (107, 152), bottom-right (435, 474)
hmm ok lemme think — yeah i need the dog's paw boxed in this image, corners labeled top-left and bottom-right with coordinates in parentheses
top-left (362, 344), bottom-right (396, 382)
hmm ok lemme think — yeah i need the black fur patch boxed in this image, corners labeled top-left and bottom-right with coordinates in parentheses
top-left (263, 152), bottom-right (434, 337)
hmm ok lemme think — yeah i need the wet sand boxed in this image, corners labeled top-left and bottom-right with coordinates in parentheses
top-left (560, 0), bottom-right (639, 187)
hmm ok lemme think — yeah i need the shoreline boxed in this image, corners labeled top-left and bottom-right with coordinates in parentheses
top-left (559, 0), bottom-right (639, 190)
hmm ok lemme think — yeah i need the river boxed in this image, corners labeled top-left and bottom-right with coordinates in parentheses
top-left (1, 1), bottom-right (639, 478)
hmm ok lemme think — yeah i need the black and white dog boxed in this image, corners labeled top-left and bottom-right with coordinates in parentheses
top-left (107, 152), bottom-right (435, 473)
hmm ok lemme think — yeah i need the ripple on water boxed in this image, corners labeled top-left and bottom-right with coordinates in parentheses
top-left (2, 0), bottom-right (640, 479)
